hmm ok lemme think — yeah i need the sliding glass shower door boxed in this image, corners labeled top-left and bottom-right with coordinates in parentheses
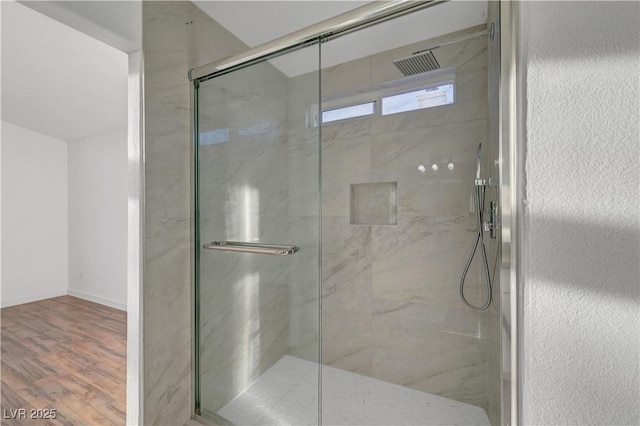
top-left (194, 4), bottom-right (502, 425)
top-left (195, 45), bottom-right (321, 424)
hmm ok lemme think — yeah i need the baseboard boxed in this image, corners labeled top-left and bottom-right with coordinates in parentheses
top-left (67, 289), bottom-right (127, 311)
top-left (1, 290), bottom-right (68, 308)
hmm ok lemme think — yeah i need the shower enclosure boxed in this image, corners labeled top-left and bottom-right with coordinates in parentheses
top-left (192, 2), bottom-right (504, 425)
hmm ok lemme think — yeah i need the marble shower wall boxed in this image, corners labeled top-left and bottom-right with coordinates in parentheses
top-left (142, 2), bottom-right (247, 424)
top-left (318, 25), bottom-right (491, 409)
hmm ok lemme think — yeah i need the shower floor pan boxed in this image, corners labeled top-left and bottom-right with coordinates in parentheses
top-left (215, 355), bottom-right (490, 425)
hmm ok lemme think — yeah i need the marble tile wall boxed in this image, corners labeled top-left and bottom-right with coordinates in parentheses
top-left (142, 2), bottom-right (246, 424)
top-left (317, 25), bottom-right (493, 410)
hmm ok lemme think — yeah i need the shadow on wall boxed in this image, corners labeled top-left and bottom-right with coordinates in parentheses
top-left (527, 215), bottom-right (639, 300)
top-left (524, 217), bottom-right (640, 424)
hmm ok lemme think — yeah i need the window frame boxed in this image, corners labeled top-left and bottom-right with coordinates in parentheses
top-left (307, 71), bottom-right (457, 127)
top-left (380, 80), bottom-right (455, 116)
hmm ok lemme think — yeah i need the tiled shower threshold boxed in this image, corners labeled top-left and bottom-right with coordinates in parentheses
top-left (205, 355), bottom-right (490, 425)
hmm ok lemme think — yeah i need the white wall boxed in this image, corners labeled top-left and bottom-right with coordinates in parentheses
top-left (1, 121), bottom-right (127, 311)
top-left (1, 121), bottom-right (69, 307)
top-left (521, 2), bottom-right (640, 425)
top-left (68, 128), bottom-right (128, 311)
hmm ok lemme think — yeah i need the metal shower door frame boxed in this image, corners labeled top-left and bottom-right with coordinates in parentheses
top-left (498, 1), bottom-right (523, 425)
top-left (189, 1), bottom-right (524, 424)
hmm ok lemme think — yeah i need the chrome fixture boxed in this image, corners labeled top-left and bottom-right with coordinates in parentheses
top-left (203, 241), bottom-right (299, 256)
top-left (459, 143), bottom-right (496, 311)
top-left (476, 140), bottom-right (483, 179)
top-left (486, 201), bottom-right (497, 240)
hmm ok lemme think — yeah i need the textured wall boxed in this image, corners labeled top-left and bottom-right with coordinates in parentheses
top-left (318, 26), bottom-right (492, 409)
top-left (522, 2), bottom-right (640, 425)
top-left (142, 2), bottom-right (245, 424)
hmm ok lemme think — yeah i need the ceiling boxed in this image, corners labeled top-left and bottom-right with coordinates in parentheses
top-left (18, 0), bottom-right (142, 54)
top-left (194, 1), bottom-right (488, 77)
top-left (1, 1), bottom-right (487, 142)
top-left (1, 1), bottom-right (128, 142)
top-left (193, 1), bottom-right (371, 48)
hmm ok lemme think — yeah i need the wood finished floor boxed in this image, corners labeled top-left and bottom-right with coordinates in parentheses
top-left (1, 296), bottom-right (126, 425)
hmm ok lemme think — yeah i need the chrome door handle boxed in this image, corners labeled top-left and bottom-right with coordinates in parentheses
top-left (202, 241), bottom-right (299, 256)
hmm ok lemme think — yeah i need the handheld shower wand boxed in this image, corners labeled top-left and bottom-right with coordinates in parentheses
top-left (476, 142), bottom-right (482, 181)
top-left (460, 143), bottom-right (495, 311)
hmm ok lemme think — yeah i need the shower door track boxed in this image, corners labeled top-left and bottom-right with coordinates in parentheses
top-left (188, 0), bottom-right (446, 82)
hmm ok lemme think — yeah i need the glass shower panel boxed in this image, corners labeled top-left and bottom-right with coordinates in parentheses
top-left (196, 44), bottom-right (321, 425)
top-left (319, 5), bottom-right (494, 425)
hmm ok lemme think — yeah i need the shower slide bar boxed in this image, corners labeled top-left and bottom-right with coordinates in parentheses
top-left (203, 241), bottom-right (299, 256)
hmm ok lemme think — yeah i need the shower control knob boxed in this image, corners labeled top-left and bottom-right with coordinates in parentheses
top-left (483, 201), bottom-right (498, 240)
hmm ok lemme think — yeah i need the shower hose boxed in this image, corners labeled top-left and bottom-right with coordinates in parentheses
top-left (459, 183), bottom-right (494, 311)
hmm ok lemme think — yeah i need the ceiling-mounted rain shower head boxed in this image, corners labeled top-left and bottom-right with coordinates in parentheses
top-left (392, 50), bottom-right (440, 76)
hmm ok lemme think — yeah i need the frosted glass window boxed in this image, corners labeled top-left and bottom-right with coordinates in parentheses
top-left (381, 83), bottom-right (454, 116)
top-left (322, 102), bottom-right (375, 124)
